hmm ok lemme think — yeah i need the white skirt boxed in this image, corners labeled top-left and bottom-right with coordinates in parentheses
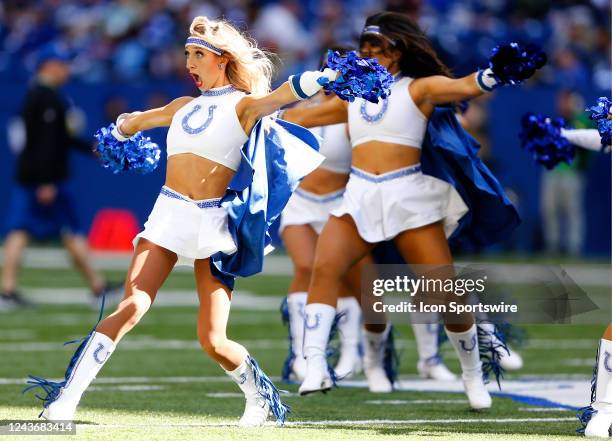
top-left (133, 186), bottom-right (237, 267)
top-left (330, 165), bottom-right (468, 243)
top-left (279, 188), bottom-right (344, 235)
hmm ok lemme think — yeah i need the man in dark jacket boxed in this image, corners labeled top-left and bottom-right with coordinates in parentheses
top-left (2, 43), bottom-right (120, 310)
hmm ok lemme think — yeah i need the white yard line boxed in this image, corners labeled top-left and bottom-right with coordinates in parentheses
top-left (87, 385), bottom-right (167, 392)
top-left (365, 399), bottom-right (467, 405)
top-left (1, 248), bottom-right (609, 285)
top-left (0, 337), bottom-right (601, 352)
top-left (0, 339), bottom-right (288, 352)
top-left (13, 288), bottom-right (281, 310)
top-left (72, 417), bottom-right (576, 429)
top-left (3, 375), bottom-right (591, 409)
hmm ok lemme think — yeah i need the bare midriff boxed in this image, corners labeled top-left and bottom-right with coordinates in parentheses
top-left (299, 167), bottom-right (349, 194)
top-left (352, 141), bottom-right (421, 174)
top-left (165, 153), bottom-right (235, 200)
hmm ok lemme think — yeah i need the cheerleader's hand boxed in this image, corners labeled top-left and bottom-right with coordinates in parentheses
top-left (93, 122), bottom-right (160, 174)
top-left (110, 113), bottom-right (131, 141)
top-left (476, 43), bottom-right (547, 92)
top-left (288, 50), bottom-right (394, 104)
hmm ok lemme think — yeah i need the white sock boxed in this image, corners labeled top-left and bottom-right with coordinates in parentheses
top-left (302, 303), bottom-right (336, 361)
top-left (445, 325), bottom-right (482, 378)
top-left (60, 331), bottom-right (115, 402)
top-left (225, 356), bottom-right (257, 398)
top-left (363, 324), bottom-right (391, 369)
top-left (410, 311), bottom-right (440, 364)
top-left (287, 292), bottom-right (307, 359)
top-left (336, 297), bottom-right (362, 351)
top-left (594, 338), bottom-right (612, 412)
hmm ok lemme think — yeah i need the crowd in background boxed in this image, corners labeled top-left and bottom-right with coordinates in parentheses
top-left (0, 0), bottom-right (609, 94)
top-left (1, 0), bottom-right (610, 257)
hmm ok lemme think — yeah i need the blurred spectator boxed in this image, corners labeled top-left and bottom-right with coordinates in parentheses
top-left (540, 89), bottom-right (594, 257)
top-left (0, 0), bottom-right (607, 88)
top-left (1, 42), bottom-right (120, 310)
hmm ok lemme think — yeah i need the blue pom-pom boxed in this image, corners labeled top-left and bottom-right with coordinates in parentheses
top-left (586, 97), bottom-right (612, 121)
top-left (320, 50), bottom-right (394, 104)
top-left (487, 42), bottom-right (547, 86)
top-left (585, 97), bottom-right (612, 147)
top-left (519, 112), bottom-right (575, 169)
top-left (94, 123), bottom-right (160, 174)
top-left (597, 119), bottom-right (612, 147)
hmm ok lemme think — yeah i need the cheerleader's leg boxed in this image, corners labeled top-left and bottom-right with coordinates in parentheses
top-left (31, 239), bottom-right (177, 421)
top-left (393, 222), bottom-right (491, 410)
top-left (580, 324), bottom-right (612, 438)
top-left (194, 258), bottom-right (288, 427)
top-left (299, 215), bottom-right (373, 395)
top-left (281, 224), bottom-right (319, 381)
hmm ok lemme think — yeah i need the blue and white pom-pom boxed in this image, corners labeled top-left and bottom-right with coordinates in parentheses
top-left (94, 123), bottom-right (160, 174)
top-left (488, 42), bottom-right (547, 85)
top-left (319, 50), bottom-right (394, 103)
top-left (585, 97), bottom-right (612, 147)
top-left (477, 42), bottom-right (546, 91)
top-left (519, 112), bottom-right (575, 169)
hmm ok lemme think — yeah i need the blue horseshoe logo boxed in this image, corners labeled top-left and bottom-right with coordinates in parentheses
top-left (182, 104), bottom-right (217, 134)
top-left (338, 309), bottom-right (349, 324)
top-left (93, 343), bottom-right (110, 364)
top-left (460, 335), bottom-right (477, 352)
top-left (360, 99), bottom-right (389, 123)
top-left (238, 373), bottom-right (247, 384)
top-left (604, 351), bottom-right (612, 373)
top-left (304, 313), bottom-right (321, 330)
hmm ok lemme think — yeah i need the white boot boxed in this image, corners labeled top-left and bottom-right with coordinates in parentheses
top-left (298, 303), bottom-right (335, 395)
top-left (582, 339), bottom-right (612, 438)
top-left (478, 323), bottom-right (523, 371)
top-left (363, 325), bottom-right (393, 393)
top-left (446, 325), bottom-right (492, 410)
top-left (334, 297), bottom-right (363, 379)
top-left (412, 320), bottom-right (457, 381)
top-left (29, 332), bottom-right (115, 421)
top-left (417, 357), bottom-right (457, 381)
top-left (225, 356), bottom-right (289, 427)
top-left (283, 293), bottom-right (308, 381)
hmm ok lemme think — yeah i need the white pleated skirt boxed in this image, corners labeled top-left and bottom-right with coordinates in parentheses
top-left (133, 186), bottom-right (237, 267)
top-left (330, 165), bottom-right (468, 243)
top-left (279, 188), bottom-right (344, 235)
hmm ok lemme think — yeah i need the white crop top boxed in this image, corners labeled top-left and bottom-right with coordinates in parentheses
top-left (166, 85), bottom-right (248, 171)
top-left (309, 123), bottom-right (351, 174)
top-left (348, 76), bottom-right (428, 149)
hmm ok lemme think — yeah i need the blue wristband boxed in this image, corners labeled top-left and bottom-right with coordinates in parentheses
top-left (289, 74), bottom-right (310, 100)
top-left (476, 70), bottom-right (495, 92)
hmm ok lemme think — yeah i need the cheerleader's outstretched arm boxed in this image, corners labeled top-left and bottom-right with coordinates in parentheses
top-left (236, 69), bottom-right (346, 134)
top-left (116, 96), bottom-right (194, 138)
top-left (280, 95), bottom-right (348, 128)
top-left (411, 73), bottom-right (485, 106)
top-left (560, 128), bottom-right (607, 152)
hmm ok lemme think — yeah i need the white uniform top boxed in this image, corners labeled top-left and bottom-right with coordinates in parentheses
top-left (166, 85), bottom-right (247, 171)
top-left (348, 76), bottom-right (427, 149)
top-left (309, 123), bottom-right (352, 174)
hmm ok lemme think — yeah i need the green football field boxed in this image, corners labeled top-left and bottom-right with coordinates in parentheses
top-left (0, 267), bottom-right (604, 440)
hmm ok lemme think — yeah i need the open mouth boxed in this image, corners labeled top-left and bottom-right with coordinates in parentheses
top-left (190, 73), bottom-right (202, 88)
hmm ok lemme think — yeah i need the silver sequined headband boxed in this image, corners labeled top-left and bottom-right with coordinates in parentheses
top-left (361, 25), bottom-right (398, 46)
top-left (185, 37), bottom-right (224, 56)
